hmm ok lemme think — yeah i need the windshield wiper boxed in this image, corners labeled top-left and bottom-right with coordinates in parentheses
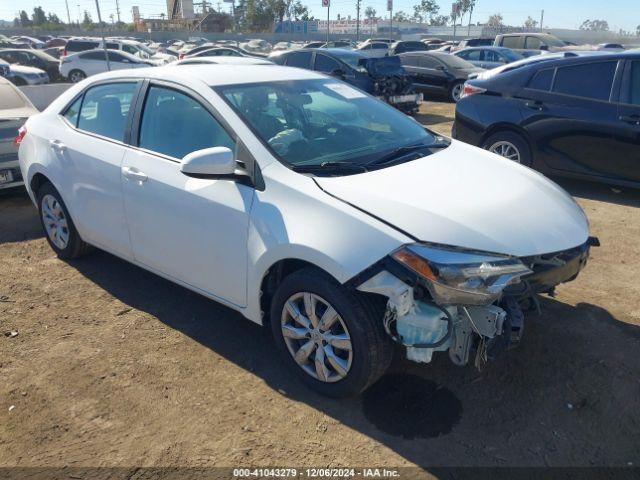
top-left (292, 161), bottom-right (369, 174)
top-left (368, 141), bottom-right (449, 167)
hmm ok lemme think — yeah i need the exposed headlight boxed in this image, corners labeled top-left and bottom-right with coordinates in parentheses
top-left (392, 244), bottom-right (532, 306)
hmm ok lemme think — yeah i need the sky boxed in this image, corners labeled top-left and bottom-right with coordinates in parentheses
top-left (1, 0), bottom-right (638, 32)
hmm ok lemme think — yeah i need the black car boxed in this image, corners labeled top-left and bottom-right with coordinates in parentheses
top-left (398, 51), bottom-right (484, 102)
top-left (0, 48), bottom-right (62, 81)
top-left (454, 51), bottom-right (640, 187)
top-left (270, 48), bottom-right (422, 114)
top-left (388, 40), bottom-right (428, 55)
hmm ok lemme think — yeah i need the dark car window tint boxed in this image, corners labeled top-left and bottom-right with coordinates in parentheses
top-left (139, 86), bottom-right (234, 159)
top-left (285, 51), bottom-right (312, 69)
top-left (553, 61), bottom-right (617, 101)
top-left (629, 61), bottom-right (640, 105)
top-left (67, 40), bottom-right (99, 52)
top-left (399, 55), bottom-right (418, 67)
top-left (80, 51), bottom-right (105, 60)
top-left (77, 83), bottom-right (137, 141)
top-left (372, 43), bottom-right (387, 49)
top-left (461, 50), bottom-right (480, 61)
top-left (315, 54), bottom-right (340, 73)
top-left (484, 50), bottom-right (501, 62)
top-left (418, 56), bottom-right (440, 68)
top-left (500, 36), bottom-right (520, 49)
top-left (528, 68), bottom-right (554, 91)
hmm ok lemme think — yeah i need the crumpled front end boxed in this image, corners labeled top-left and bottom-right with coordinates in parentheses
top-left (360, 56), bottom-right (422, 113)
top-left (356, 238), bottom-right (595, 369)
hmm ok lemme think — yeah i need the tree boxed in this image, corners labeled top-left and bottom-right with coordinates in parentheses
top-left (393, 11), bottom-right (409, 22)
top-left (19, 10), bottom-right (31, 27)
top-left (32, 6), bottom-right (47, 26)
top-left (637, 25), bottom-right (640, 36)
top-left (47, 12), bottom-right (62, 24)
top-left (580, 19), bottom-right (609, 31)
top-left (291, 0), bottom-right (313, 21)
top-left (364, 6), bottom-right (376, 34)
top-left (429, 14), bottom-right (448, 26)
top-left (82, 10), bottom-right (93, 29)
top-left (412, 0), bottom-right (439, 24)
top-left (486, 13), bottom-right (503, 29)
top-left (524, 16), bottom-right (538, 29)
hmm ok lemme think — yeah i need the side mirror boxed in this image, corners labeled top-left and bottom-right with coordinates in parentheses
top-left (540, 45), bottom-right (549, 51)
top-left (181, 147), bottom-right (235, 177)
top-left (330, 68), bottom-right (346, 78)
top-left (436, 65), bottom-right (446, 71)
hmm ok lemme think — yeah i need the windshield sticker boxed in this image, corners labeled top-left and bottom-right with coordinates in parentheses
top-left (324, 83), bottom-right (367, 99)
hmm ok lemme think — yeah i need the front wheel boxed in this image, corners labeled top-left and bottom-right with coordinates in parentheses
top-left (68, 69), bottom-right (86, 83)
top-left (10, 76), bottom-right (27, 86)
top-left (270, 267), bottom-right (393, 398)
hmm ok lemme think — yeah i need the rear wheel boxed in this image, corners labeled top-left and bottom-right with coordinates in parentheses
top-left (68, 69), bottom-right (86, 83)
top-left (482, 131), bottom-right (532, 167)
top-left (37, 182), bottom-right (92, 259)
top-left (270, 267), bottom-right (393, 398)
top-left (10, 76), bottom-right (27, 86)
top-left (449, 81), bottom-right (465, 102)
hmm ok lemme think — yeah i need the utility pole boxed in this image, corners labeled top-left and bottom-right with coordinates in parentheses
top-left (64, 0), bottom-right (72, 25)
top-left (115, 0), bottom-right (121, 23)
top-left (94, 0), bottom-right (111, 71)
top-left (387, 0), bottom-right (392, 39)
top-left (324, 0), bottom-right (330, 43)
top-left (540, 9), bottom-right (544, 31)
top-left (355, 0), bottom-right (361, 42)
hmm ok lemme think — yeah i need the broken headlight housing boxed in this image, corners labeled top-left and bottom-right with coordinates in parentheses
top-left (392, 244), bottom-right (532, 306)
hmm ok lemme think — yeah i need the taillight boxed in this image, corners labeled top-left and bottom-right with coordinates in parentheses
top-left (14, 125), bottom-right (26, 146)
top-left (178, 53), bottom-right (184, 59)
top-left (62, 50), bottom-right (67, 57)
top-left (461, 83), bottom-right (486, 99)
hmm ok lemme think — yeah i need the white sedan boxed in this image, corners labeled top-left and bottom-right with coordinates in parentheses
top-left (17, 65), bottom-right (592, 397)
top-left (59, 49), bottom-right (157, 82)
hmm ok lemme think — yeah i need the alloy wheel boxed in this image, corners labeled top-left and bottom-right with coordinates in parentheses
top-left (69, 71), bottom-right (85, 83)
top-left (451, 83), bottom-right (464, 102)
top-left (488, 140), bottom-right (521, 163)
top-left (41, 194), bottom-right (70, 250)
top-left (280, 292), bottom-right (353, 383)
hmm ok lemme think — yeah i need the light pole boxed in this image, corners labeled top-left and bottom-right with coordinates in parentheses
top-left (94, 0), bottom-right (111, 71)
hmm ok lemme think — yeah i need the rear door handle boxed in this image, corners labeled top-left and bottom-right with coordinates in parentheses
top-left (525, 101), bottom-right (545, 111)
top-left (122, 166), bottom-right (148, 183)
top-left (619, 115), bottom-right (640, 125)
top-left (49, 140), bottom-right (67, 153)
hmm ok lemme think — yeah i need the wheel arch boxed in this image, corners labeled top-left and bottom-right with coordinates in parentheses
top-left (480, 123), bottom-right (534, 153)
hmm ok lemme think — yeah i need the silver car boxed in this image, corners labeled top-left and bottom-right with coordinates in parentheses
top-left (454, 47), bottom-right (523, 70)
top-left (0, 77), bottom-right (38, 189)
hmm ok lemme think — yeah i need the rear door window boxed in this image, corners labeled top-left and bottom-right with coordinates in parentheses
top-left (626, 61), bottom-right (640, 105)
top-left (500, 36), bottom-right (521, 49)
top-left (77, 82), bottom-right (137, 141)
top-left (418, 56), bottom-right (440, 68)
top-left (525, 37), bottom-right (543, 49)
top-left (285, 51), bottom-right (312, 69)
top-left (553, 61), bottom-right (617, 101)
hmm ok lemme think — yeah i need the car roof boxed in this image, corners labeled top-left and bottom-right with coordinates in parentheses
top-left (89, 64), bottom-right (325, 86)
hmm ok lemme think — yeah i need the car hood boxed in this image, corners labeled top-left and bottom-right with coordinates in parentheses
top-left (10, 65), bottom-right (45, 75)
top-left (314, 141), bottom-right (589, 257)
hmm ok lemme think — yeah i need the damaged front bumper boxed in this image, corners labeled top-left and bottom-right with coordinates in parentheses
top-left (356, 239), bottom-right (595, 368)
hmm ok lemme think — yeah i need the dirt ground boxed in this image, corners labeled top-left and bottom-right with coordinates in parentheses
top-left (1, 101), bottom-right (639, 475)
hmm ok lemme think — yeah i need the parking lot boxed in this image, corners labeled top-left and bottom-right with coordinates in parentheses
top-left (1, 100), bottom-right (639, 471)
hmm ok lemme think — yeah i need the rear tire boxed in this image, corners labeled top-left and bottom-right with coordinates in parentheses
top-left (270, 267), bottom-right (393, 398)
top-left (68, 69), bottom-right (86, 83)
top-left (36, 182), bottom-right (92, 259)
top-left (482, 131), bottom-right (532, 167)
top-left (449, 80), bottom-right (465, 103)
top-left (11, 76), bottom-right (27, 86)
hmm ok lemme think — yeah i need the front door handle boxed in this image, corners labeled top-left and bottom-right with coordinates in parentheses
top-left (619, 114), bottom-right (640, 125)
top-left (122, 166), bottom-right (148, 183)
top-left (49, 140), bottom-right (67, 153)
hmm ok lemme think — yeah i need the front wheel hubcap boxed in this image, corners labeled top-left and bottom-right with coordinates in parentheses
top-left (452, 84), bottom-right (463, 101)
top-left (488, 140), bottom-right (521, 163)
top-left (41, 194), bottom-right (70, 249)
top-left (281, 292), bottom-right (353, 383)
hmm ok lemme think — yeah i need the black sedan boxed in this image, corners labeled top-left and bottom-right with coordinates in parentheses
top-left (454, 51), bottom-right (640, 187)
top-left (398, 51), bottom-right (484, 102)
top-left (0, 48), bottom-right (62, 82)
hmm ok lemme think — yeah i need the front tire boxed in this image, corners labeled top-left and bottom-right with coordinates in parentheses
top-left (270, 267), bottom-right (393, 398)
top-left (10, 76), bottom-right (27, 86)
top-left (68, 69), bottom-right (86, 83)
top-left (37, 182), bottom-right (92, 259)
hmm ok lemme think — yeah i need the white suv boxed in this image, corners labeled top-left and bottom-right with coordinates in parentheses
top-left (17, 65), bottom-right (592, 397)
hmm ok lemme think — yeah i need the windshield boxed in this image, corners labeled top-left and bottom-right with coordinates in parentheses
top-left (217, 79), bottom-right (442, 171)
top-left (332, 52), bottom-right (368, 73)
